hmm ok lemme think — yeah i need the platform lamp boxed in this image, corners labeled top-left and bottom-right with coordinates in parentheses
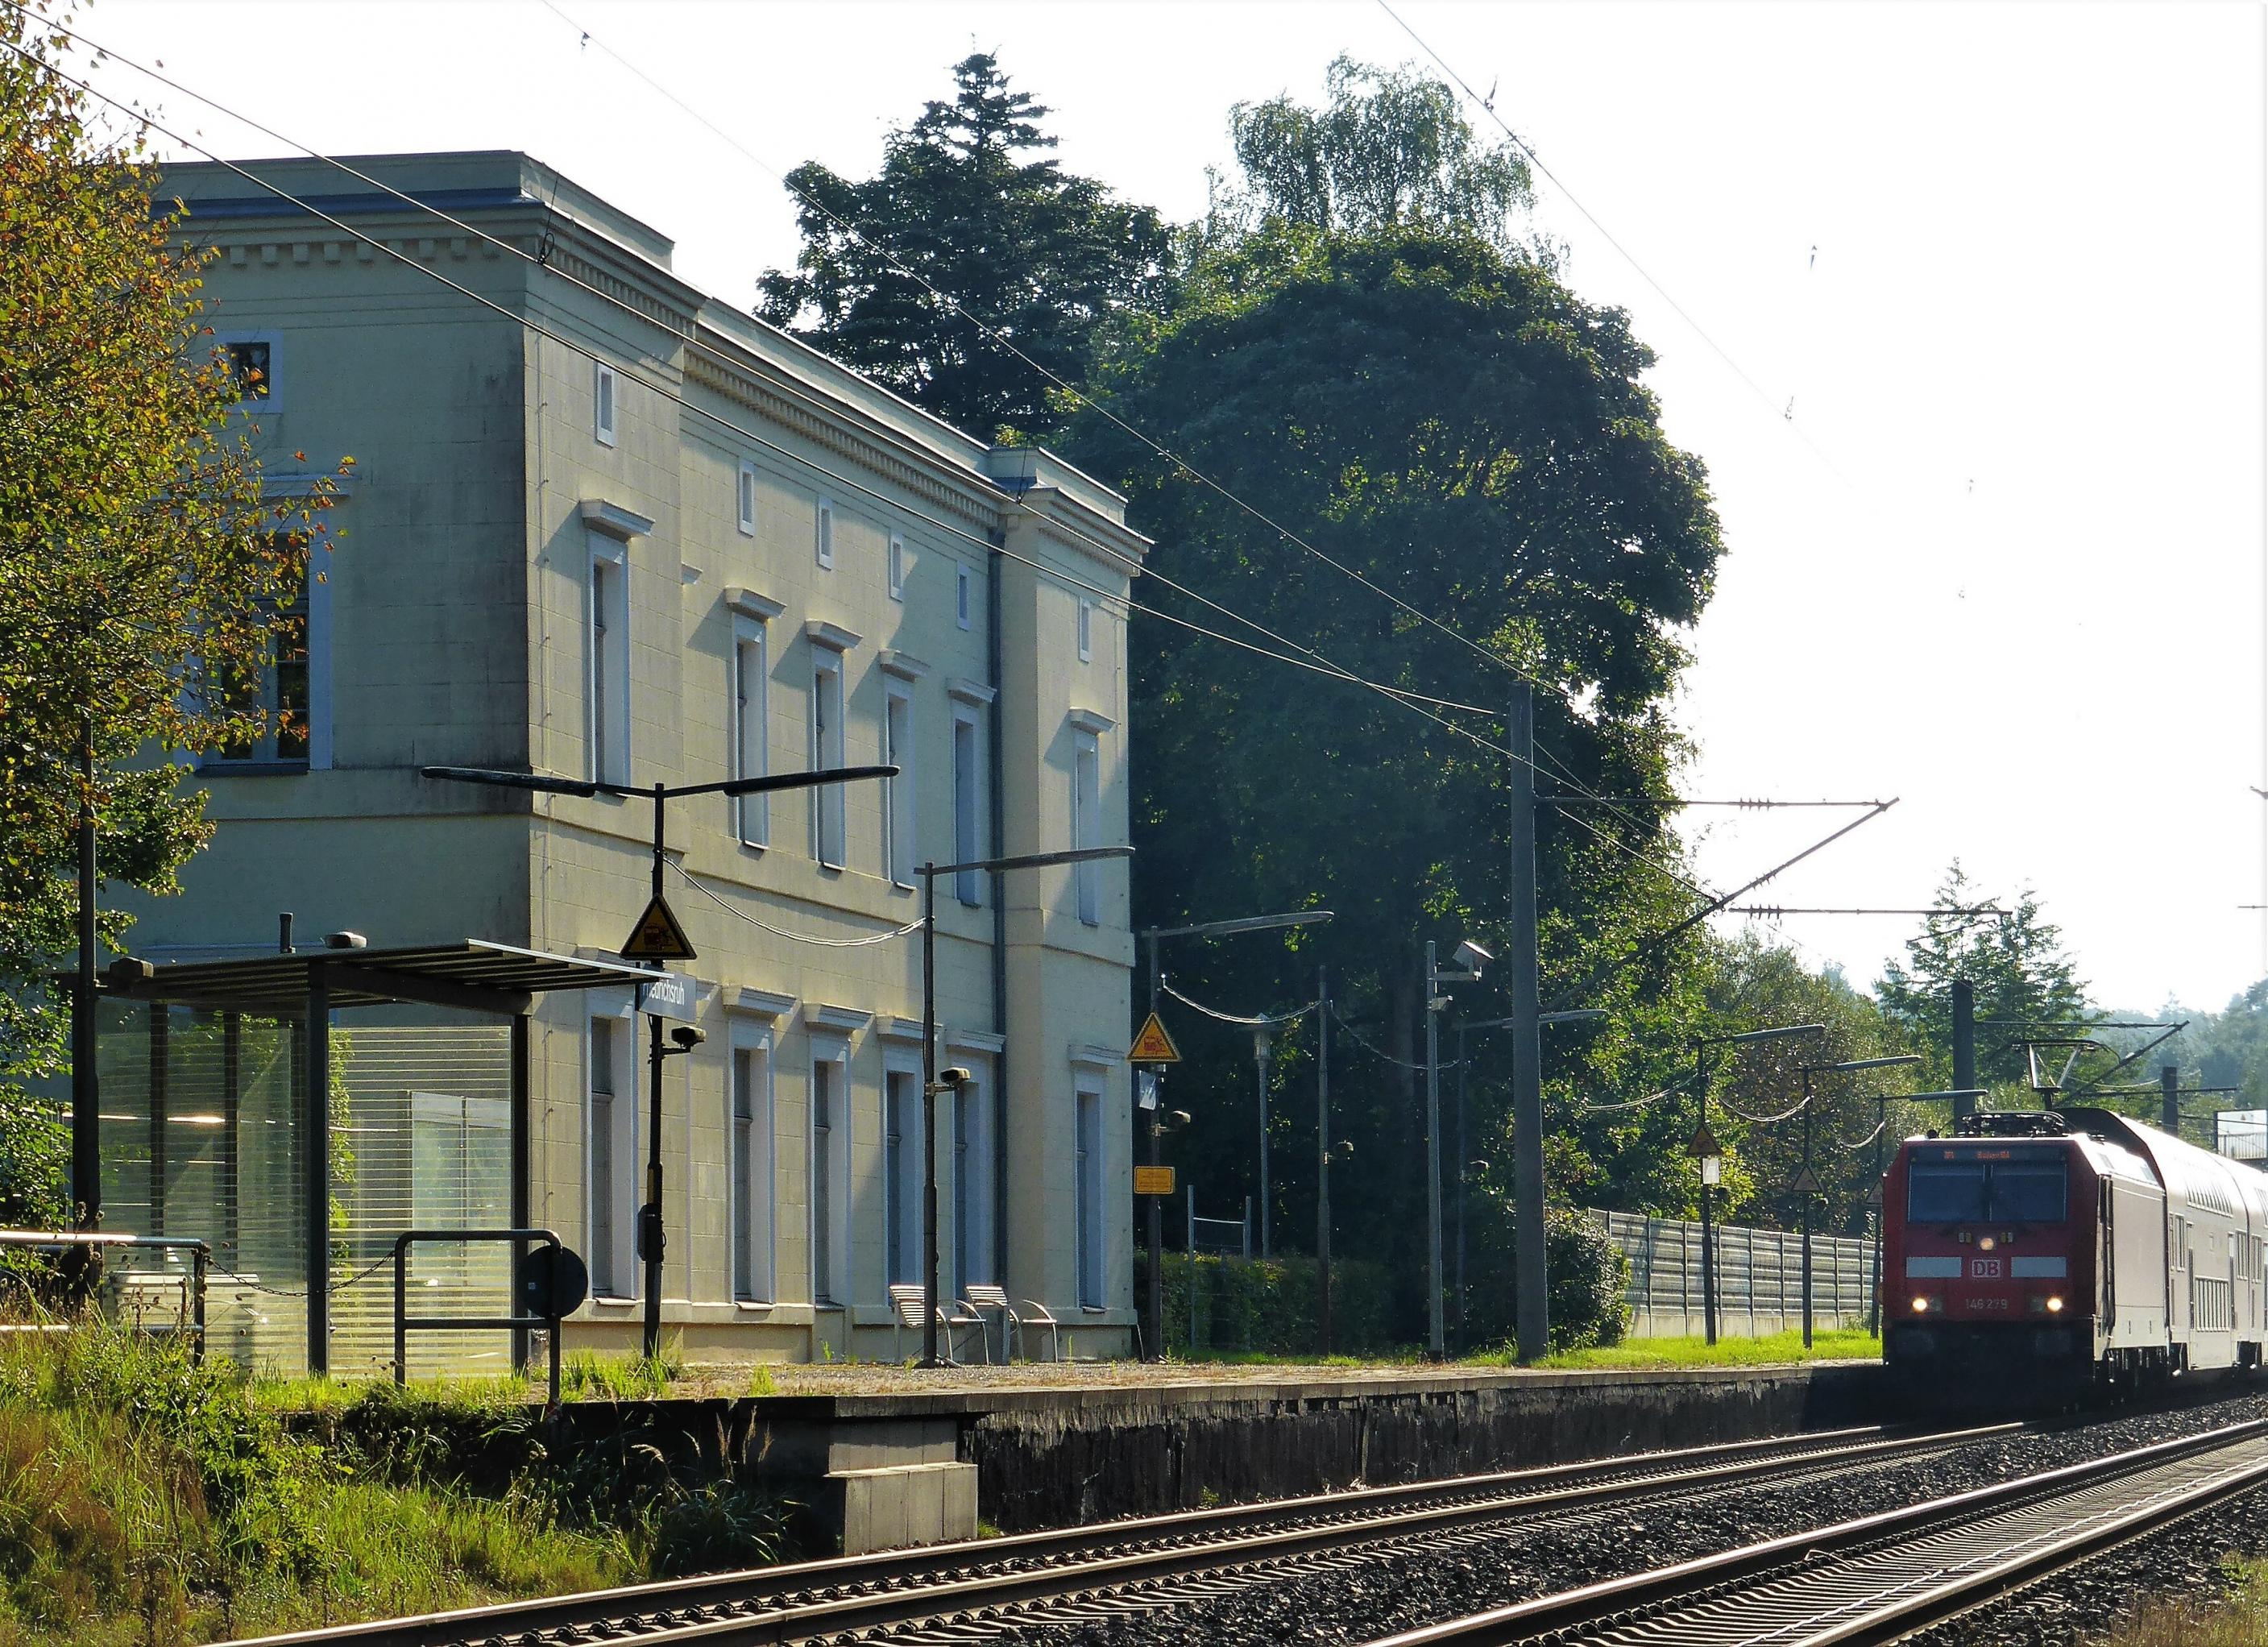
top-left (916, 844), bottom-right (1134, 1369)
top-left (1692, 1023), bottom-right (1824, 1346)
top-left (420, 761), bottom-right (896, 1363)
top-left (1794, 1056), bottom-right (1921, 1349)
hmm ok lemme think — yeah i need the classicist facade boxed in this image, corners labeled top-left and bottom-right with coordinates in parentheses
top-left (127, 151), bottom-right (1144, 1364)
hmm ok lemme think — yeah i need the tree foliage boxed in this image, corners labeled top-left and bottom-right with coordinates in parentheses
top-left (756, 52), bottom-right (1175, 441)
top-left (1210, 56), bottom-right (1536, 251)
top-left (1876, 862), bottom-right (2090, 1095)
top-left (0, 2), bottom-right (342, 1218)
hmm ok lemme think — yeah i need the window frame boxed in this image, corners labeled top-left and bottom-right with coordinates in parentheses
top-left (217, 329), bottom-right (284, 414)
top-left (736, 460), bottom-right (758, 537)
top-left (952, 705), bottom-right (983, 906)
top-left (587, 533), bottom-right (631, 786)
top-left (815, 496), bottom-right (835, 570)
top-left (955, 563), bottom-right (973, 630)
top-left (810, 646), bottom-right (847, 868)
top-left (883, 1062), bottom-right (925, 1289)
top-left (1072, 730), bottom-right (1102, 926)
top-left (884, 678), bottom-right (916, 889)
top-left (587, 1010), bottom-right (638, 1301)
top-left (1074, 1077), bottom-right (1105, 1310)
top-left (888, 533), bottom-right (907, 602)
top-left (728, 1028), bottom-right (775, 1305)
top-left (594, 362), bottom-right (618, 446)
top-left (731, 616), bottom-right (770, 848)
top-left (808, 1045), bottom-right (848, 1306)
top-left (200, 531), bottom-right (325, 774)
top-left (1077, 598), bottom-right (1093, 663)
top-left (952, 1059), bottom-right (994, 1289)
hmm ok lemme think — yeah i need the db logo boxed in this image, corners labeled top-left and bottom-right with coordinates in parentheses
top-left (1971, 1258), bottom-right (2002, 1278)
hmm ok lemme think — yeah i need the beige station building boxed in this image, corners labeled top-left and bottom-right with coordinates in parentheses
top-left (108, 151), bottom-right (1145, 1372)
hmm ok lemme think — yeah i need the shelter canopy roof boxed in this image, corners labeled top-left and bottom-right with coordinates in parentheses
top-left (94, 940), bottom-right (654, 1018)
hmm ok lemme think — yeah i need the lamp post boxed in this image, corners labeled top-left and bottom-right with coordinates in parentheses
top-left (918, 844), bottom-right (1134, 1368)
top-left (1794, 1055), bottom-right (1921, 1348)
top-left (1425, 937), bottom-right (1493, 1359)
top-left (1864, 1085), bottom-right (1987, 1334)
top-left (1252, 1027), bottom-right (1275, 1262)
top-left (421, 761), bottom-right (895, 1361)
top-left (1452, 1008), bottom-right (1606, 1349)
top-left (1134, 911), bottom-right (1333, 1361)
top-left (1691, 1023), bottom-right (1825, 1346)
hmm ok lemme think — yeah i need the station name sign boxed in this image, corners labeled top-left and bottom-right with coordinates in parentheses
top-left (636, 970), bottom-right (698, 1023)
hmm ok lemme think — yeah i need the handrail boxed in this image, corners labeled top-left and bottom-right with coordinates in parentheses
top-left (391, 1228), bottom-right (568, 1407)
top-left (0, 1230), bottom-right (209, 1362)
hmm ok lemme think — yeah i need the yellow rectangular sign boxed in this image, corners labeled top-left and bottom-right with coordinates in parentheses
top-left (1134, 1165), bottom-right (1176, 1197)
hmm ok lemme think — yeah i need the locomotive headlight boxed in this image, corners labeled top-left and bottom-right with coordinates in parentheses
top-left (2046, 1296), bottom-right (2064, 1313)
top-left (1978, 1236), bottom-right (1996, 1252)
top-left (1911, 1295), bottom-right (1938, 1314)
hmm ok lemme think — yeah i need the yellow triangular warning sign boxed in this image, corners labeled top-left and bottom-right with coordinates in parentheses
top-left (1129, 1012), bottom-right (1181, 1064)
top-left (1790, 1168), bottom-right (1821, 1197)
top-left (620, 894), bottom-right (696, 962)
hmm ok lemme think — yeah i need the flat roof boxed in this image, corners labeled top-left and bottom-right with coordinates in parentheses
top-left (96, 940), bottom-right (659, 1018)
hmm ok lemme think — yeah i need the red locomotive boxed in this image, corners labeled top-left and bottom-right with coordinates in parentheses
top-left (1883, 1107), bottom-right (2268, 1402)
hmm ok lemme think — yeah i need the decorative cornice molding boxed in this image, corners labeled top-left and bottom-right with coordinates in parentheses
top-left (726, 587), bottom-right (786, 622)
top-left (1070, 1042), bottom-right (1125, 1070)
top-left (579, 498), bottom-right (656, 541)
top-left (947, 677), bottom-right (997, 707)
top-left (803, 1002), bottom-right (871, 1036)
top-left (803, 619), bottom-right (861, 653)
top-left (876, 1016), bottom-right (927, 1046)
top-left (728, 986), bottom-right (798, 1021)
top-left (945, 1027), bottom-right (1006, 1056)
top-left (879, 649), bottom-right (931, 682)
top-left (1068, 707), bottom-right (1117, 736)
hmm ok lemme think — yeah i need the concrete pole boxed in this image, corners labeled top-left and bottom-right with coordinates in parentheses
top-left (1507, 683), bottom-right (1548, 1365)
top-left (1425, 941), bottom-right (1445, 1359)
top-left (1801, 1072), bottom-right (1814, 1350)
top-left (1145, 936), bottom-right (1163, 1361)
top-left (1951, 979), bottom-right (1976, 1117)
top-left (1316, 965), bottom-right (1332, 1356)
top-left (1698, 1046), bottom-right (1717, 1347)
top-left (71, 715), bottom-right (98, 1229)
top-left (2162, 1064), bottom-right (2181, 1137)
top-left (1255, 1031), bottom-right (1273, 1262)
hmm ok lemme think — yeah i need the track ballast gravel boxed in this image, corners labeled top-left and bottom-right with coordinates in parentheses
top-left (988, 1393), bottom-right (2268, 1647)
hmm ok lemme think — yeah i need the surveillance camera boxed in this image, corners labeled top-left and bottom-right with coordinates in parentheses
top-left (670, 1023), bottom-right (706, 1051)
top-left (1167, 1110), bottom-right (1192, 1128)
top-left (1453, 939), bottom-right (1494, 973)
top-left (938, 1065), bottom-right (972, 1089)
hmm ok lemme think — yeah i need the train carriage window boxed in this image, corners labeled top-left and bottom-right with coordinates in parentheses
top-left (1906, 1151), bottom-right (2067, 1225)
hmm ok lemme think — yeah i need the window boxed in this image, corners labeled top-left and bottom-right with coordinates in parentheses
top-left (953, 1067), bottom-right (993, 1287)
top-left (208, 537), bottom-right (311, 767)
top-left (952, 710), bottom-right (983, 906)
top-left (732, 620), bottom-right (769, 847)
top-left (588, 1016), bottom-right (635, 1299)
top-left (1076, 1082), bottom-right (1104, 1309)
top-left (1905, 1150), bottom-right (2069, 1226)
top-left (810, 651), bottom-right (845, 866)
top-left (815, 497), bottom-right (835, 569)
top-left (594, 362), bottom-right (618, 446)
top-left (1072, 732), bottom-right (1101, 926)
top-left (889, 533), bottom-right (906, 601)
top-left (1077, 599), bottom-right (1093, 663)
top-left (731, 1040), bottom-right (773, 1303)
top-left (226, 339), bottom-right (272, 403)
top-left (884, 684), bottom-right (915, 887)
top-left (587, 535), bottom-right (630, 785)
top-left (737, 462), bottom-right (757, 536)
top-left (955, 564), bottom-right (973, 630)
top-left (811, 1056), bottom-right (838, 1304)
top-left (885, 1069), bottom-right (923, 1288)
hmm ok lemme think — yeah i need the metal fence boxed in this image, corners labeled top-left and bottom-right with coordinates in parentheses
top-left (1592, 1209), bottom-right (1877, 1338)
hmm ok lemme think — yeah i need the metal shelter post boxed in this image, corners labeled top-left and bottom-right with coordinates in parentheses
top-left (305, 960), bottom-right (330, 1377)
top-left (1316, 965), bottom-right (1332, 1357)
top-left (510, 1012), bottom-right (533, 1374)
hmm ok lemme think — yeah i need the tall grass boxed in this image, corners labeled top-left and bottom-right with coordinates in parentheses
top-left (0, 1323), bottom-right (792, 1644)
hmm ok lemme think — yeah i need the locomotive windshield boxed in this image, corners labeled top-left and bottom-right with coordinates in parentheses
top-left (1907, 1149), bottom-right (2068, 1225)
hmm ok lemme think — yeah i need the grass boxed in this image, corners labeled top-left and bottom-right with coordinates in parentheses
top-left (2093, 1555), bottom-right (2268, 1644)
top-left (1521, 1328), bottom-right (1881, 1370)
top-left (0, 1323), bottom-right (795, 1645)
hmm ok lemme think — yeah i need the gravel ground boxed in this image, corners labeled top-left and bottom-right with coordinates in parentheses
top-left (1907, 1471), bottom-right (2268, 1646)
top-left (993, 1392), bottom-right (2268, 1647)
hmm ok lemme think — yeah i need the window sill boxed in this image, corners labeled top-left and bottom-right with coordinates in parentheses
top-left (738, 839), bottom-right (769, 856)
top-left (198, 761), bottom-right (309, 777)
top-left (589, 1296), bottom-right (638, 1309)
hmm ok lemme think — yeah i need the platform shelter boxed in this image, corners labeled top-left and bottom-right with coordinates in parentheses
top-left (87, 940), bottom-right (655, 1377)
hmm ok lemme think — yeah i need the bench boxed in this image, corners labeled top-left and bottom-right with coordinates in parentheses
top-left (887, 1282), bottom-right (987, 1364)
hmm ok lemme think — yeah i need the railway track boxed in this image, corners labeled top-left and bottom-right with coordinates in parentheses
top-left (230, 1421), bottom-right (2010, 1647)
top-left (1369, 1417), bottom-right (2268, 1647)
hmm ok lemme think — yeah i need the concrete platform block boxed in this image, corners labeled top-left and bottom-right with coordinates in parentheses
top-left (823, 1459), bottom-right (977, 1555)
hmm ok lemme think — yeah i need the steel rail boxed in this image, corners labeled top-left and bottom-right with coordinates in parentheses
top-left (1367, 1418), bottom-right (2268, 1646)
top-left (222, 1422), bottom-right (2012, 1647)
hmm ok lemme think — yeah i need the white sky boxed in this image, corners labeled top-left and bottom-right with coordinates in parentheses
top-left (86, 0), bottom-right (2266, 1012)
